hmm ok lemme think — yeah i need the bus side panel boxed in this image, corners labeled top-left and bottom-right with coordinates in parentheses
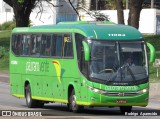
top-left (30, 75), bottom-right (43, 97)
top-left (79, 77), bottom-right (89, 103)
top-left (42, 76), bottom-right (53, 98)
top-left (23, 72), bottom-right (52, 99)
top-left (10, 74), bottom-right (23, 96)
top-left (62, 59), bottom-right (81, 101)
top-left (41, 73), bottom-right (61, 99)
top-left (21, 58), bottom-right (64, 101)
top-left (48, 59), bottom-right (64, 100)
top-left (10, 54), bottom-right (24, 97)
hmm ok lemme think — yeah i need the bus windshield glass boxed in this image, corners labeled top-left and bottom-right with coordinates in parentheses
top-left (89, 40), bottom-right (148, 85)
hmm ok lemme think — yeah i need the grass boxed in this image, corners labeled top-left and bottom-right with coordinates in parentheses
top-left (0, 30), bottom-right (11, 38)
top-left (149, 63), bottom-right (160, 83)
top-left (0, 30), bottom-right (160, 82)
top-left (149, 52), bottom-right (160, 83)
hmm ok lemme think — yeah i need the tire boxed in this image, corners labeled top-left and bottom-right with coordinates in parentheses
top-left (25, 84), bottom-right (44, 108)
top-left (120, 106), bottom-right (132, 114)
top-left (68, 90), bottom-right (83, 113)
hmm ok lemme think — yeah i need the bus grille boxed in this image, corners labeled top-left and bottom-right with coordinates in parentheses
top-left (103, 92), bottom-right (139, 96)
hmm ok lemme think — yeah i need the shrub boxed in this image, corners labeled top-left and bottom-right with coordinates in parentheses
top-left (0, 21), bottom-right (16, 30)
top-left (0, 46), bottom-right (5, 58)
top-left (0, 30), bottom-right (11, 49)
top-left (0, 24), bottom-right (2, 30)
top-left (0, 46), bottom-right (9, 69)
top-left (144, 35), bottom-right (160, 51)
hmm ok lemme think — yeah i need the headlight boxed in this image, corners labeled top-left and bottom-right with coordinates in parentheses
top-left (86, 85), bottom-right (106, 94)
top-left (137, 88), bottom-right (149, 94)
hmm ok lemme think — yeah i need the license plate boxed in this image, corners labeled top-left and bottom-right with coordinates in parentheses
top-left (116, 99), bottom-right (126, 103)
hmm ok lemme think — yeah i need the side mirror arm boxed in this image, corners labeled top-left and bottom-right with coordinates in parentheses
top-left (82, 41), bottom-right (90, 61)
top-left (147, 42), bottom-right (155, 63)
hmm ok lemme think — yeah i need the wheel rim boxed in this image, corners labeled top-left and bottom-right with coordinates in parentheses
top-left (26, 89), bottom-right (31, 104)
top-left (71, 95), bottom-right (76, 110)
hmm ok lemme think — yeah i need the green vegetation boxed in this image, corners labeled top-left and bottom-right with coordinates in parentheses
top-left (0, 46), bottom-right (9, 70)
top-left (0, 21), bottom-right (16, 31)
top-left (0, 30), bottom-right (160, 82)
top-left (0, 30), bottom-right (11, 48)
top-left (149, 63), bottom-right (160, 82)
top-left (0, 30), bottom-right (11, 71)
top-left (145, 35), bottom-right (160, 82)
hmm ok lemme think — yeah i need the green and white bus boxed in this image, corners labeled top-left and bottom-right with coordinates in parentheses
top-left (10, 21), bottom-right (155, 113)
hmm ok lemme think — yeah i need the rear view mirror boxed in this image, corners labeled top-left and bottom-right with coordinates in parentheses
top-left (147, 42), bottom-right (155, 63)
top-left (82, 41), bottom-right (90, 61)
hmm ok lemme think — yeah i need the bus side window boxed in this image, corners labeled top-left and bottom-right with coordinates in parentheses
top-left (51, 34), bottom-right (63, 57)
top-left (51, 35), bottom-right (56, 56)
top-left (30, 35), bottom-right (41, 56)
top-left (21, 35), bottom-right (30, 56)
top-left (41, 35), bottom-right (51, 56)
top-left (12, 34), bottom-right (21, 56)
top-left (46, 35), bottom-right (51, 56)
top-left (63, 34), bottom-right (73, 58)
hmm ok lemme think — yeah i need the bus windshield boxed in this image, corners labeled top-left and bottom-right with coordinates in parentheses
top-left (89, 40), bottom-right (148, 85)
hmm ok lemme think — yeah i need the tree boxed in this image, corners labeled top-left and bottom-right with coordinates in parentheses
top-left (3, 0), bottom-right (36, 27)
top-left (3, 0), bottom-right (58, 27)
top-left (91, 0), bottom-right (107, 10)
top-left (115, 0), bottom-right (124, 24)
top-left (110, 0), bottom-right (144, 29)
top-left (69, 0), bottom-right (109, 21)
top-left (128, 0), bottom-right (144, 29)
top-left (91, 0), bottom-right (144, 29)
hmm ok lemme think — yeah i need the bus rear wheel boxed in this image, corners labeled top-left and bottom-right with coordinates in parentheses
top-left (68, 90), bottom-right (83, 113)
top-left (120, 106), bottom-right (132, 114)
top-left (25, 84), bottom-right (44, 108)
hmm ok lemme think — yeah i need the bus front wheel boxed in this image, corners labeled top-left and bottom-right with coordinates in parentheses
top-left (120, 106), bottom-right (132, 114)
top-left (25, 84), bottom-right (44, 108)
top-left (68, 90), bottom-right (83, 113)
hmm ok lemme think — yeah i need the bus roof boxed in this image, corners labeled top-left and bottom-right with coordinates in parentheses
top-left (12, 21), bottom-right (143, 40)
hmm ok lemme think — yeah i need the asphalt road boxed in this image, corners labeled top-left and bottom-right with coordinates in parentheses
top-left (0, 75), bottom-right (160, 118)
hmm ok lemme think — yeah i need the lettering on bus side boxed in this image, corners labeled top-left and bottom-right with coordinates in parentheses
top-left (40, 62), bottom-right (49, 72)
top-left (26, 61), bottom-right (49, 72)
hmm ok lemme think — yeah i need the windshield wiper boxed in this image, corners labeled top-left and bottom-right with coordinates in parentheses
top-left (120, 64), bottom-right (136, 83)
top-left (105, 63), bottom-right (119, 83)
top-left (125, 65), bottom-right (136, 84)
top-left (105, 64), bottom-right (136, 84)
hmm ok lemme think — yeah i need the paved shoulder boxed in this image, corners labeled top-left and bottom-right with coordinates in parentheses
top-left (0, 72), bottom-right (9, 83)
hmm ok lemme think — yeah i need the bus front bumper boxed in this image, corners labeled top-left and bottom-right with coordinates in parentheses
top-left (77, 91), bottom-right (149, 107)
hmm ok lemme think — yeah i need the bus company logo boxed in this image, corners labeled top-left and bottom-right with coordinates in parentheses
top-left (108, 34), bottom-right (126, 37)
top-left (118, 92), bottom-right (124, 96)
top-left (26, 61), bottom-right (49, 72)
top-left (105, 86), bottom-right (138, 91)
top-left (52, 60), bottom-right (61, 83)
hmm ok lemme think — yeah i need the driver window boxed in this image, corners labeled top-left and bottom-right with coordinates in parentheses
top-left (75, 33), bottom-right (87, 76)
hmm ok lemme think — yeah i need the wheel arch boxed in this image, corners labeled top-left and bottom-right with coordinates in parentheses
top-left (68, 84), bottom-right (75, 102)
top-left (24, 80), bottom-right (31, 96)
